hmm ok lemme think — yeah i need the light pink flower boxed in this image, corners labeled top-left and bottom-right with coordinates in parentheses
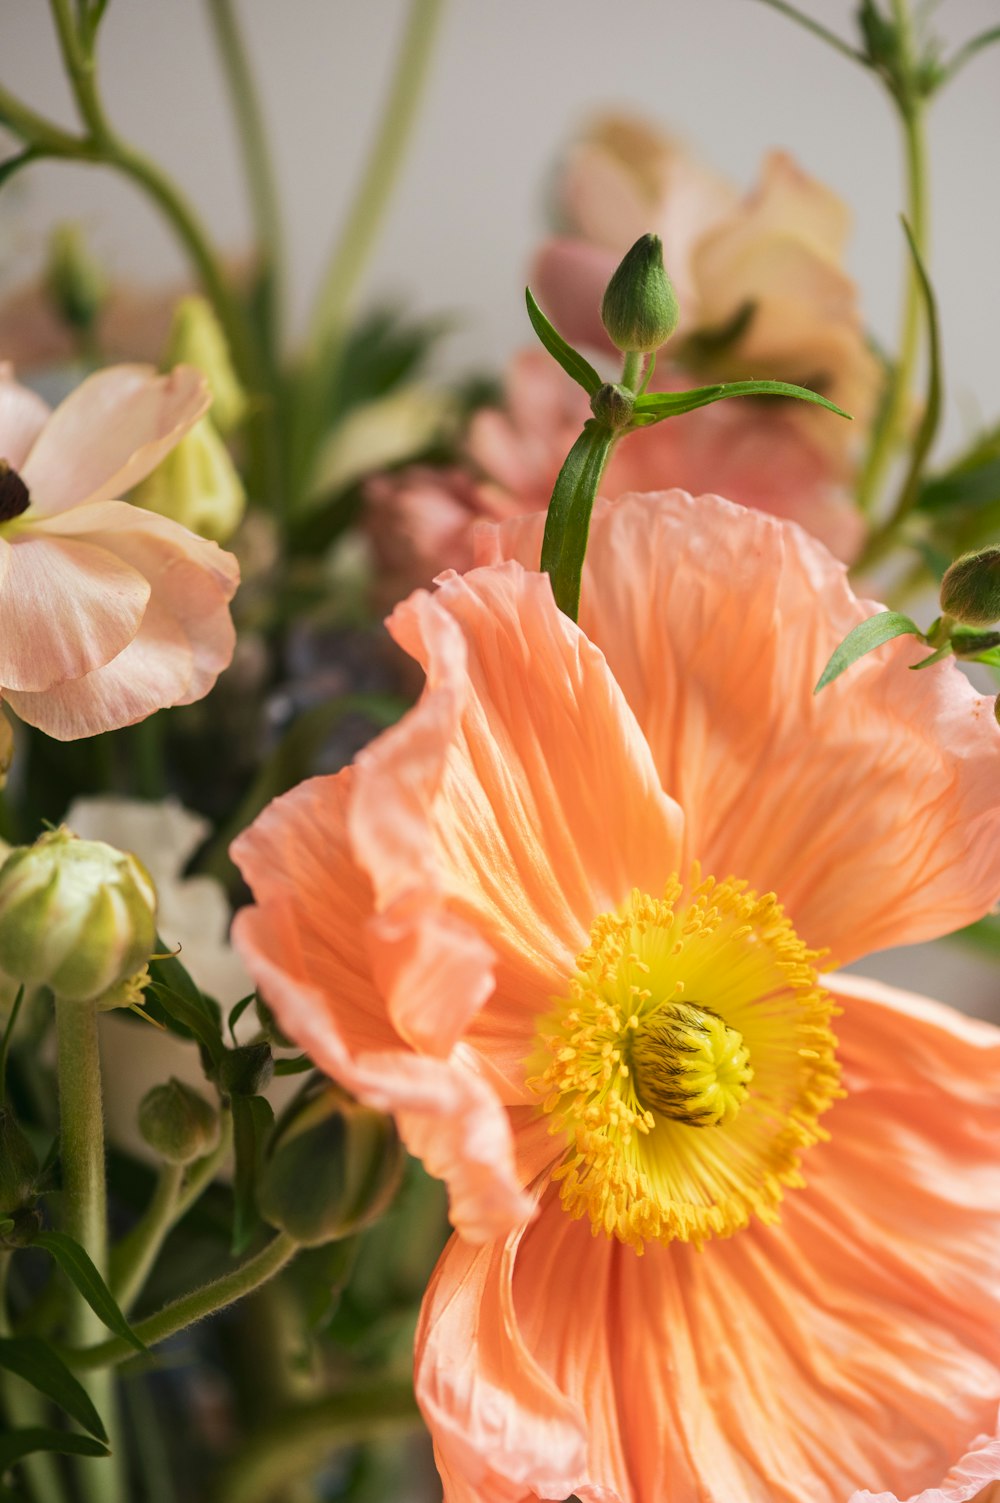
top-left (234, 490), bottom-right (1000, 1502)
top-left (0, 363), bottom-right (239, 739)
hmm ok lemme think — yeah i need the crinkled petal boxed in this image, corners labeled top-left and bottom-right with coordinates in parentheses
top-left (0, 363), bottom-right (50, 468)
top-left (21, 364), bottom-right (209, 514)
top-left (417, 976), bottom-right (1000, 1503)
top-left (852, 1427), bottom-right (1000, 1503)
top-left (480, 492), bottom-right (1000, 963)
top-left (231, 771), bottom-right (533, 1243)
top-left (0, 530), bottom-right (149, 692)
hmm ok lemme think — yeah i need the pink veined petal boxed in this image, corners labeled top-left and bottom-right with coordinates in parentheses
top-left (0, 363), bottom-right (50, 469)
top-left (480, 492), bottom-right (1000, 963)
top-left (0, 531), bottom-right (150, 692)
top-left (851, 1426), bottom-right (1000, 1503)
top-left (21, 364), bottom-right (209, 514)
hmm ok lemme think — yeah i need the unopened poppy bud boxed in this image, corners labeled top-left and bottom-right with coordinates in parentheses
top-left (164, 296), bottom-right (247, 436)
top-left (258, 1077), bottom-right (403, 1246)
top-left (44, 223), bottom-right (107, 332)
top-left (601, 233), bottom-right (680, 354)
top-left (590, 383), bottom-right (635, 431)
top-left (133, 415), bottom-right (246, 544)
top-left (0, 828), bottom-right (157, 1003)
top-left (215, 1041), bottom-right (274, 1098)
top-left (0, 709), bottom-right (12, 790)
top-left (0, 1105), bottom-right (39, 1217)
top-left (939, 547), bottom-right (1000, 628)
top-left (138, 1078), bottom-right (220, 1165)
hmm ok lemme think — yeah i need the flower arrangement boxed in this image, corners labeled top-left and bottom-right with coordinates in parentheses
top-left (0, 3), bottom-right (998, 1502)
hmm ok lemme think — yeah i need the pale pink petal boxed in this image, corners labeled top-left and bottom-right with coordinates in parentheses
top-left (482, 493), bottom-right (1000, 963)
top-left (530, 238), bottom-right (618, 355)
top-left (0, 364), bottom-right (50, 468)
top-left (21, 364), bottom-right (209, 514)
top-left (231, 771), bottom-right (533, 1242)
top-left (418, 977), bottom-right (1000, 1503)
top-left (0, 531), bottom-right (149, 692)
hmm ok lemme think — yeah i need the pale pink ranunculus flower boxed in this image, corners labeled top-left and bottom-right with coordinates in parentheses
top-left (366, 349), bottom-right (865, 602)
top-left (0, 362), bottom-right (239, 739)
top-left (233, 491), bottom-right (1000, 1503)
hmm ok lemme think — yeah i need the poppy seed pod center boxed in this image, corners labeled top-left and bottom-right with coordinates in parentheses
top-left (629, 1000), bottom-right (752, 1126)
top-left (0, 460), bottom-right (30, 523)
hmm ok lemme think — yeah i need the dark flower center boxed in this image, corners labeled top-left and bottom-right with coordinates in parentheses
top-left (0, 461), bottom-right (30, 523)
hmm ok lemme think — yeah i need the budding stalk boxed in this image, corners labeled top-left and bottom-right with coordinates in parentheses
top-left (601, 233), bottom-right (680, 354)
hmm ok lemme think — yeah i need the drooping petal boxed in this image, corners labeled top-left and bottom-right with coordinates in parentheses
top-left (20, 364), bottom-right (209, 514)
top-left (0, 531), bottom-right (149, 692)
top-left (480, 492), bottom-right (1000, 963)
top-left (417, 975), bottom-right (1000, 1503)
top-left (0, 363), bottom-right (50, 468)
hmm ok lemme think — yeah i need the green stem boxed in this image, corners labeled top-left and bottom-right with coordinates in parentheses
top-left (109, 1161), bottom-right (184, 1314)
top-left (540, 421), bottom-right (617, 621)
top-left (71, 1231), bottom-right (298, 1370)
top-left (857, 0), bottom-right (929, 515)
top-left (205, 0), bottom-right (285, 356)
top-left (211, 1382), bottom-right (423, 1503)
top-left (56, 996), bottom-right (123, 1503)
top-left (751, 0), bottom-right (870, 66)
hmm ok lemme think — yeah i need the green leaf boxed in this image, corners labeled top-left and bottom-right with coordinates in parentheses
top-left (147, 943), bottom-right (225, 1066)
top-left (633, 379), bottom-right (851, 424)
top-left (524, 289), bottom-right (602, 397)
top-left (272, 1056), bottom-right (313, 1077)
top-left (228, 993), bottom-right (257, 1045)
top-left (814, 612), bottom-right (925, 692)
top-left (539, 420), bottom-right (616, 621)
top-left (0, 1337), bottom-right (108, 1442)
top-left (34, 1231), bottom-right (146, 1354)
top-left (910, 642), bottom-right (953, 670)
top-left (230, 1094), bottom-right (274, 1256)
top-left (0, 1427), bottom-right (109, 1471)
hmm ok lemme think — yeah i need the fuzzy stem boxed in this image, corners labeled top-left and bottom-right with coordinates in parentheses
top-left (110, 1161), bottom-right (184, 1315)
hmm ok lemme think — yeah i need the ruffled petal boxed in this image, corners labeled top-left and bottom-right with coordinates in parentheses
top-left (231, 771), bottom-right (533, 1242)
top-left (21, 364), bottom-right (209, 514)
top-left (0, 363), bottom-right (50, 468)
top-left (851, 1427), bottom-right (1000, 1503)
top-left (480, 492), bottom-right (1000, 963)
top-left (0, 531), bottom-right (149, 692)
top-left (417, 975), bottom-right (1000, 1503)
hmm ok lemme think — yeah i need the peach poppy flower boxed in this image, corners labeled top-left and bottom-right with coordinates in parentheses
top-left (233, 490), bottom-right (1000, 1502)
top-left (0, 363), bottom-right (239, 739)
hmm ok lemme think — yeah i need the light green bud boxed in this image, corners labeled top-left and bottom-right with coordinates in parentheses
top-left (258, 1077), bottom-right (403, 1246)
top-left (164, 296), bottom-right (247, 436)
top-left (590, 382), bottom-right (635, 431)
top-left (44, 223), bottom-right (108, 332)
top-left (138, 1078), bottom-right (220, 1165)
top-left (601, 233), bottom-right (680, 354)
top-left (132, 416), bottom-right (246, 544)
top-left (0, 828), bottom-right (157, 1004)
top-left (939, 547), bottom-right (1000, 628)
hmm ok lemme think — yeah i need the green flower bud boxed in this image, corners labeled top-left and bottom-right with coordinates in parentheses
top-left (215, 1041), bottom-right (274, 1098)
top-left (132, 416), bottom-right (246, 544)
top-left (44, 223), bottom-right (108, 332)
top-left (164, 296), bottom-right (247, 437)
top-left (939, 547), bottom-right (1000, 627)
top-left (601, 233), bottom-right (680, 354)
top-left (138, 1078), bottom-right (221, 1165)
top-left (590, 382), bottom-right (635, 431)
top-left (0, 1105), bottom-right (39, 1217)
top-left (0, 828), bottom-right (157, 1004)
top-left (258, 1077), bottom-right (403, 1246)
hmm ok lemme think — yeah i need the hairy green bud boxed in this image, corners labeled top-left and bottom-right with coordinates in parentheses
top-left (258, 1077), bottom-right (403, 1246)
top-left (590, 383), bottom-right (635, 430)
top-left (215, 1041), bottom-right (274, 1098)
top-left (132, 416), bottom-right (246, 544)
top-left (601, 233), bottom-right (680, 354)
top-left (138, 1078), bottom-right (220, 1165)
top-left (940, 548), bottom-right (1000, 627)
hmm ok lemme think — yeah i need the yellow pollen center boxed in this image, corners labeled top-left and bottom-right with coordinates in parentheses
top-left (529, 872), bottom-right (841, 1252)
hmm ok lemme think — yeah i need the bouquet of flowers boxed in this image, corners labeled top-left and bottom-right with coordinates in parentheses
top-left (0, 3), bottom-right (998, 1501)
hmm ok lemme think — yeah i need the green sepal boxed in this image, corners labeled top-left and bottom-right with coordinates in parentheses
top-left (34, 1230), bottom-right (146, 1354)
top-left (0, 1337), bottom-right (108, 1442)
top-left (525, 289), bottom-right (602, 397)
top-left (632, 379), bottom-right (851, 425)
top-left (814, 612), bottom-right (925, 692)
top-left (0, 1427), bottom-right (109, 1471)
top-left (227, 993), bottom-right (257, 1044)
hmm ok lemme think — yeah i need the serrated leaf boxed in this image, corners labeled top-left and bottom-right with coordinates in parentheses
top-left (0, 1337), bottom-right (107, 1441)
top-left (814, 613), bottom-right (925, 692)
top-left (633, 379), bottom-right (850, 424)
top-left (524, 289), bottom-right (602, 397)
top-left (231, 1094), bottom-right (274, 1255)
top-left (34, 1231), bottom-right (146, 1354)
top-left (0, 1427), bottom-right (109, 1470)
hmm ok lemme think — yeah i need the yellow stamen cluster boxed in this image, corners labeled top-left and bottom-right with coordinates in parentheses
top-left (529, 873), bottom-right (841, 1252)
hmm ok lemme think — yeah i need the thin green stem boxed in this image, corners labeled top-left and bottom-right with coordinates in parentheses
top-left (71, 1231), bottom-right (298, 1370)
top-left (0, 79), bottom-right (88, 155)
top-left (56, 996), bottom-right (123, 1503)
top-left (110, 1161), bottom-right (184, 1314)
top-left (174, 1106), bottom-right (233, 1218)
top-left (205, 0), bottom-right (285, 354)
top-left (751, 0), bottom-right (870, 66)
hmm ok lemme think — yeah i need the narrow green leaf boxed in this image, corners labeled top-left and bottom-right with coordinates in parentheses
top-left (633, 379), bottom-right (851, 424)
top-left (814, 612), bottom-right (925, 692)
top-left (272, 1055), bottom-right (313, 1076)
top-left (0, 1427), bottom-right (109, 1470)
top-left (941, 24), bottom-right (1000, 85)
top-left (0, 985), bottom-right (24, 1108)
top-left (524, 289), bottom-right (602, 397)
top-left (231, 1094), bottom-right (274, 1255)
top-left (539, 420), bottom-right (616, 620)
top-left (147, 946), bottom-right (225, 1066)
top-left (228, 993), bottom-right (257, 1045)
top-left (35, 1231), bottom-right (146, 1354)
top-left (0, 1337), bottom-right (108, 1442)
top-left (910, 642), bottom-right (953, 670)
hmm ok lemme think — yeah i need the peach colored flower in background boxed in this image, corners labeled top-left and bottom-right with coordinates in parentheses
top-left (233, 490), bottom-right (1000, 1503)
top-left (0, 362), bottom-right (239, 739)
top-left (366, 349), bottom-right (865, 602)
